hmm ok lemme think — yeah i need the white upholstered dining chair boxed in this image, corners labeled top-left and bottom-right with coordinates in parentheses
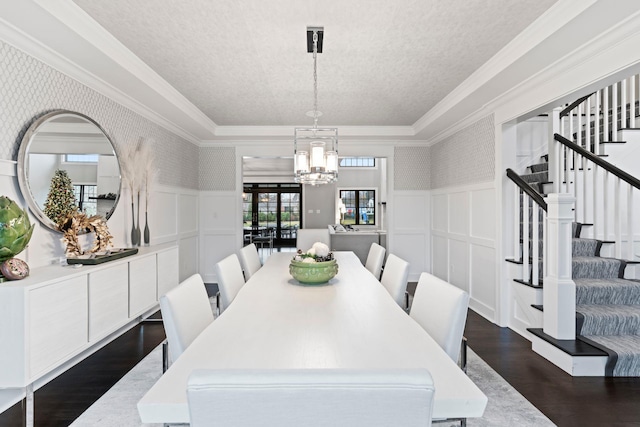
top-left (187, 368), bottom-right (435, 427)
top-left (159, 274), bottom-right (214, 369)
top-left (238, 243), bottom-right (262, 281)
top-left (380, 254), bottom-right (410, 308)
top-left (296, 228), bottom-right (330, 252)
top-left (215, 254), bottom-right (246, 314)
top-left (409, 272), bottom-right (470, 368)
top-left (364, 242), bottom-right (386, 279)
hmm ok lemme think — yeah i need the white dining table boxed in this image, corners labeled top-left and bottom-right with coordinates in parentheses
top-left (138, 251), bottom-right (487, 424)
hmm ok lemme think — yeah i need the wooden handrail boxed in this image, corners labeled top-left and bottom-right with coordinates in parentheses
top-left (559, 92), bottom-right (595, 118)
top-left (554, 133), bottom-right (640, 191)
top-left (506, 168), bottom-right (547, 211)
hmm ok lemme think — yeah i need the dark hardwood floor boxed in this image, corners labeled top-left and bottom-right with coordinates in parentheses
top-left (464, 310), bottom-right (640, 427)
top-left (1, 288), bottom-right (639, 426)
top-left (0, 321), bottom-right (165, 427)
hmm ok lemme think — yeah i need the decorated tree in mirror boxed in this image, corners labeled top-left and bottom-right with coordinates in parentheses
top-left (43, 169), bottom-right (78, 228)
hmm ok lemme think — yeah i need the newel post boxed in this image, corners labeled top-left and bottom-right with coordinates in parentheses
top-left (543, 193), bottom-right (576, 339)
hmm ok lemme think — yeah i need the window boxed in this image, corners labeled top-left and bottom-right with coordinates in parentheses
top-left (73, 184), bottom-right (97, 216)
top-left (65, 154), bottom-right (100, 163)
top-left (243, 183), bottom-right (302, 245)
top-left (339, 157), bottom-right (375, 167)
top-left (339, 190), bottom-right (375, 225)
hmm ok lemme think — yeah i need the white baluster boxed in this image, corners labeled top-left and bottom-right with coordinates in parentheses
top-left (592, 165), bottom-right (598, 240)
top-left (603, 86), bottom-right (610, 141)
top-left (532, 201), bottom-right (540, 287)
top-left (604, 172), bottom-right (609, 241)
top-left (550, 108), bottom-right (560, 193)
top-left (627, 184), bottom-right (633, 264)
top-left (622, 78), bottom-right (628, 130)
top-left (573, 150), bottom-right (578, 221)
top-left (586, 95), bottom-right (592, 153)
top-left (615, 177), bottom-right (622, 259)
top-left (515, 186), bottom-right (521, 259)
top-left (595, 89), bottom-right (601, 155)
top-left (613, 82), bottom-right (619, 139)
top-left (631, 75), bottom-right (637, 128)
top-left (523, 194), bottom-right (530, 283)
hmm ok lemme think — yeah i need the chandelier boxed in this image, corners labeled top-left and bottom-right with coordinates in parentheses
top-left (294, 27), bottom-right (338, 186)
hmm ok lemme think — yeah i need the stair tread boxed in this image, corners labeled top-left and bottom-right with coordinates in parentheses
top-left (527, 328), bottom-right (608, 357)
top-left (514, 278), bottom-right (543, 289)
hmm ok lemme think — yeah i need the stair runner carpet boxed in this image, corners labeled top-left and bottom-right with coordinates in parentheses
top-left (520, 160), bottom-right (640, 377)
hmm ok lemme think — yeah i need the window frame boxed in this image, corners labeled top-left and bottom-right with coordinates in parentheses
top-left (338, 188), bottom-right (377, 226)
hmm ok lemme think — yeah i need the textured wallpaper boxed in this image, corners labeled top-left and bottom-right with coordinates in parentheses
top-left (199, 146), bottom-right (236, 191)
top-left (430, 114), bottom-right (495, 189)
top-left (394, 146), bottom-right (431, 190)
top-left (0, 39), bottom-right (198, 190)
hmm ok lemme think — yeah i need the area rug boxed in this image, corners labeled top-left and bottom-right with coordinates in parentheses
top-left (70, 345), bottom-right (555, 426)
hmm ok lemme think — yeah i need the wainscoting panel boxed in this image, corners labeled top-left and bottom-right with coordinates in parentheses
top-left (179, 235), bottom-right (199, 282)
top-left (448, 191), bottom-right (469, 236)
top-left (149, 190), bottom-right (178, 243)
top-left (449, 238), bottom-right (469, 293)
top-left (432, 235), bottom-right (448, 279)
top-left (393, 193), bottom-right (427, 231)
top-left (392, 233), bottom-right (428, 281)
top-left (470, 188), bottom-right (496, 241)
top-left (390, 191), bottom-right (430, 281)
top-left (199, 191), bottom-right (239, 284)
top-left (432, 193), bottom-right (448, 233)
top-left (178, 193), bottom-right (198, 235)
top-left (200, 193), bottom-right (237, 232)
top-left (431, 183), bottom-right (497, 322)
top-left (470, 244), bottom-right (497, 319)
top-left (200, 233), bottom-right (237, 284)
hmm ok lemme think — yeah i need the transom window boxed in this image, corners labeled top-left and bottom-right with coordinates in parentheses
top-left (339, 157), bottom-right (375, 168)
top-left (339, 190), bottom-right (375, 225)
top-left (64, 154), bottom-right (100, 163)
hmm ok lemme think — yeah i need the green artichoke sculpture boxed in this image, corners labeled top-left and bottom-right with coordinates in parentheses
top-left (0, 196), bottom-right (35, 262)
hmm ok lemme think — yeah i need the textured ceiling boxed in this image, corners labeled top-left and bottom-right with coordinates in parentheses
top-left (73, 0), bottom-right (557, 127)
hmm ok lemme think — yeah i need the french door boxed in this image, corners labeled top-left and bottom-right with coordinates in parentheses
top-left (243, 183), bottom-right (302, 247)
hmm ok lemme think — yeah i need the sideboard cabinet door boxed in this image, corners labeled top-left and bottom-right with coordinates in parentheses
top-left (89, 263), bottom-right (129, 341)
top-left (29, 276), bottom-right (88, 378)
top-left (129, 255), bottom-right (158, 317)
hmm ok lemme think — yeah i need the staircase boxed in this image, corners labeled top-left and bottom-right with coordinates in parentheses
top-left (511, 154), bottom-right (640, 377)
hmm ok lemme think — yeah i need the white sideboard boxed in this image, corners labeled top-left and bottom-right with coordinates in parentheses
top-left (0, 244), bottom-right (179, 393)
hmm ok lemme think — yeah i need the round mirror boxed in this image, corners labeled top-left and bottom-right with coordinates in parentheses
top-left (17, 110), bottom-right (121, 232)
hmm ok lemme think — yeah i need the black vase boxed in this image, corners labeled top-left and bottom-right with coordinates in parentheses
top-left (135, 193), bottom-right (141, 246)
top-left (143, 212), bottom-right (150, 245)
top-left (130, 202), bottom-right (139, 246)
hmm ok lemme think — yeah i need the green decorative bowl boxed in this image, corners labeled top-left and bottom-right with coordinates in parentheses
top-left (290, 259), bottom-right (339, 284)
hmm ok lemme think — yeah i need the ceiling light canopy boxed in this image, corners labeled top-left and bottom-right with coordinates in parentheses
top-left (294, 27), bottom-right (338, 186)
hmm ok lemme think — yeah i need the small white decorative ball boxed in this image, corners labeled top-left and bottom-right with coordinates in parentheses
top-left (312, 242), bottom-right (330, 257)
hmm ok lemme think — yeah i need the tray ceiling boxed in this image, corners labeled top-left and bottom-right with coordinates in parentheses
top-left (72, 0), bottom-right (557, 127)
